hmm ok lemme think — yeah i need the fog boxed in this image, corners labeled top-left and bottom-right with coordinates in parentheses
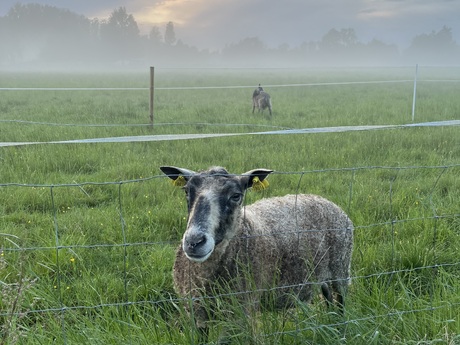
top-left (0, 3), bottom-right (459, 71)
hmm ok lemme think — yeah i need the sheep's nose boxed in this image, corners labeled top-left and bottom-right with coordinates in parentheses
top-left (184, 233), bottom-right (206, 250)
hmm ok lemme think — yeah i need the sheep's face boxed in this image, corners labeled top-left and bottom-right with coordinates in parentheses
top-left (182, 172), bottom-right (244, 262)
top-left (160, 166), bottom-right (273, 263)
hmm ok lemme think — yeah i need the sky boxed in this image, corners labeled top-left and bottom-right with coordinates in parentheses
top-left (1, 0), bottom-right (459, 50)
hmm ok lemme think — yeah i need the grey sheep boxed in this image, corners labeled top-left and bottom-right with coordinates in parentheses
top-left (160, 166), bottom-right (353, 341)
top-left (252, 84), bottom-right (272, 115)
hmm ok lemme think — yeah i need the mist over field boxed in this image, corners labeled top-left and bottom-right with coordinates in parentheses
top-left (0, 3), bottom-right (459, 71)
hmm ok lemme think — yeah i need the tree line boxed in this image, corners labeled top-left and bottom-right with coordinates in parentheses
top-left (0, 3), bottom-right (458, 70)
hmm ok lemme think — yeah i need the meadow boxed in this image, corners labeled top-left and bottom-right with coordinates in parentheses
top-left (0, 67), bottom-right (459, 344)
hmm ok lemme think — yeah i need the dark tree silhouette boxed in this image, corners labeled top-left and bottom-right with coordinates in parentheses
top-left (321, 28), bottom-right (357, 50)
top-left (99, 7), bottom-right (141, 60)
top-left (406, 26), bottom-right (457, 64)
top-left (0, 3), bottom-right (458, 69)
top-left (1, 3), bottom-right (93, 64)
top-left (149, 26), bottom-right (163, 46)
top-left (164, 21), bottom-right (176, 46)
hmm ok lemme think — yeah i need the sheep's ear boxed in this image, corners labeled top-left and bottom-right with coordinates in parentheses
top-left (241, 169), bottom-right (273, 191)
top-left (160, 166), bottom-right (195, 187)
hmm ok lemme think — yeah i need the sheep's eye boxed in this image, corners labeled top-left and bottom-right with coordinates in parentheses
top-left (230, 193), bottom-right (242, 203)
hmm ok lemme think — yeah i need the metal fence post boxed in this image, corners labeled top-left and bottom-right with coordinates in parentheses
top-left (412, 64), bottom-right (418, 122)
top-left (150, 66), bottom-right (154, 126)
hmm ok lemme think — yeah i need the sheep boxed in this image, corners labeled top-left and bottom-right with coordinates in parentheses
top-left (252, 84), bottom-right (272, 115)
top-left (160, 166), bottom-right (353, 341)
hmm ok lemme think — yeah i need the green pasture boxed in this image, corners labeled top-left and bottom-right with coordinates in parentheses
top-left (0, 67), bottom-right (459, 344)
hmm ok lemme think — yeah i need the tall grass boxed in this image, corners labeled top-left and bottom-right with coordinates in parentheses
top-left (0, 67), bottom-right (459, 344)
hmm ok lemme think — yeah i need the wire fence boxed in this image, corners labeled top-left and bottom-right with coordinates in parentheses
top-left (0, 79), bottom-right (417, 91)
top-left (1, 164), bottom-right (459, 344)
top-left (1, 68), bottom-right (459, 343)
top-left (1, 71), bottom-right (459, 135)
top-left (1, 78), bottom-right (460, 92)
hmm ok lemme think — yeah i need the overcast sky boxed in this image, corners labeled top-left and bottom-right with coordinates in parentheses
top-left (1, 0), bottom-right (459, 50)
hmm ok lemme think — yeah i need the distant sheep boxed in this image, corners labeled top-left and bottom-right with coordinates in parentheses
top-left (160, 166), bottom-right (353, 341)
top-left (252, 84), bottom-right (272, 115)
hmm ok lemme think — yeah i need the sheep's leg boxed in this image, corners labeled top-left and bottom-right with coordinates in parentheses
top-left (332, 280), bottom-right (346, 314)
top-left (321, 282), bottom-right (334, 307)
top-left (258, 100), bottom-right (263, 113)
top-left (190, 300), bottom-right (211, 344)
top-left (336, 293), bottom-right (345, 314)
top-left (197, 326), bottom-right (209, 344)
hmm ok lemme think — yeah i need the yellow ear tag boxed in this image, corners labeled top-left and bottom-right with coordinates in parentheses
top-left (172, 175), bottom-right (186, 187)
top-left (252, 176), bottom-right (269, 191)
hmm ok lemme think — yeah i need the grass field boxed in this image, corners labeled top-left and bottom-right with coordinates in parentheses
top-left (0, 67), bottom-right (459, 344)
